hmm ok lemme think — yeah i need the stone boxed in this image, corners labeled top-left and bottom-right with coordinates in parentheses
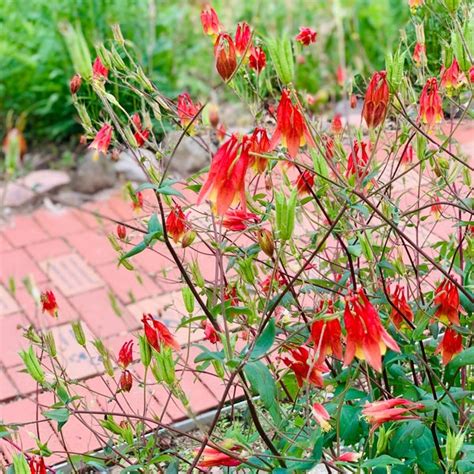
top-left (72, 151), bottom-right (116, 194)
top-left (114, 148), bottom-right (155, 182)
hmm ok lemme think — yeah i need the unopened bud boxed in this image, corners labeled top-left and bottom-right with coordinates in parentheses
top-left (208, 104), bottom-right (219, 128)
top-left (119, 370), bottom-right (133, 392)
top-left (111, 24), bottom-right (125, 46)
top-left (44, 331), bottom-right (57, 358)
top-left (70, 74), bottom-right (82, 95)
top-left (257, 228), bottom-right (275, 257)
top-left (181, 230), bottom-right (196, 248)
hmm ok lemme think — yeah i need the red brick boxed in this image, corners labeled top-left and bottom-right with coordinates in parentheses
top-left (0, 371), bottom-right (18, 401)
top-left (66, 229), bottom-right (118, 266)
top-left (69, 288), bottom-right (132, 338)
top-left (6, 365), bottom-right (38, 397)
top-left (0, 312), bottom-right (30, 367)
top-left (0, 214), bottom-right (49, 248)
top-left (34, 208), bottom-right (86, 237)
top-left (25, 238), bottom-right (71, 261)
top-left (73, 198), bottom-right (124, 229)
top-left (0, 248), bottom-right (47, 284)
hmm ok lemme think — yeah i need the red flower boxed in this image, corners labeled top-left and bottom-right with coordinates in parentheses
top-left (249, 127), bottom-right (271, 173)
top-left (413, 42), bottom-right (427, 67)
top-left (295, 170), bottom-right (314, 196)
top-left (344, 288), bottom-right (400, 372)
top-left (350, 94), bottom-right (358, 109)
top-left (409, 0), bottom-right (424, 9)
top-left (434, 277), bottom-right (460, 325)
top-left (362, 71), bottom-right (389, 128)
top-left (89, 124), bottom-right (113, 160)
top-left (197, 134), bottom-right (250, 215)
top-left (216, 123), bottom-right (227, 141)
top-left (295, 27), bottom-right (317, 46)
top-left (249, 47), bottom-right (266, 73)
top-left (362, 398), bottom-right (424, 433)
top-left (131, 113), bottom-right (150, 147)
top-left (312, 403), bottom-right (331, 431)
top-left (282, 346), bottom-right (326, 387)
top-left (270, 89), bottom-right (315, 158)
top-left (469, 65), bottom-right (474, 83)
top-left (323, 134), bottom-right (334, 160)
top-left (336, 65), bottom-right (345, 86)
top-left (390, 285), bottom-right (414, 329)
top-left (177, 92), bottom-right (200, 132)
top-left (41, 290), bottom-right (58, 318)
top-left (142, 314), bottom-right (180, 352)
top-left (334, 452), bottom-right (362, 463)
top-left (166, 205), bottom-right (187, 243)
top-left (224, 285), bottom-right (239, 306)
top-left (29, 456), bottom-right (46, 474)
top-left (119, 369), bottom-right (133, 392)
top-left (435, 328), bottom-right (462, 365)
top-left (235, 22), bottom-right (252, 57)
top-left (214, 33), bottom-right (237, 81)
top-left (70, 74), bottom-right (82, 94)
top-left (431, 196), bottom-right (442, 219)
top-left (92, 57), bottom-right (108, 80)
top-left (117, 224), bottom-right (127, 240)
top-left (203, 320), bottom-right (219, 344)
top-left (346, 140), bottom-right (370, 179)
top-left (441, 57), bottom-right (466, 94)
top-left (131, 191), bottom-right (144, 211)
top-left (200, 5), bottom-right (220, 36)
top-left (260, 271), bottom-right (287, 294)
top-left (401, 144), bottom-right (414, 166)
top-left (222, 208), bottom-right (259, 231)
top-left (197, 445), bottom-right (242, 468)
top-left (118, 340), bottom-right (133, 369)
top-left (419, 78), bottom-right (443, 128)
top-left (331, 114), bottom-right (343, 135)
top-left (310, 304), bottom-right (343, 364)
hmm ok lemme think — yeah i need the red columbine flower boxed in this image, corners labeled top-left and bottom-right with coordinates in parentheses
top-left (119, 370), bottom-right (133, 392)
top-left (249, 127), bottom-right (271, 173)
top-left (197, 134), bottom-right (250, 215)
top-left (435, 328), bottom-right (462, 365)
top-left (214, 33), bottom-right (237, 81)
top-left (166, 205), bottom-right (187, 243)
top-left (323, 134), bottom-right (334, 161)
top-left (142, 314), bottom-right (180, 352)
top-left (41, 290), bottom-right (58, 318)
top-left (197, 445), bottom-right (242, 468)
top-left (331, 114), bottom-right (343, 135)
top-left (362, 398), bottom-right (424, 433)
top-left (431, 196), bottom-right (442, 219)
top-left (202, 320), bottom-right (219, 344)
top-left (89, 123), bottom-right (113, 160)
top-left (409, 0), bottom-right (424, 9)
top-left (469, 65), bottom-right (474, 83)
top-left (117, 224), bottom-right (127, 240)
top-left (295, 27), bottom-right (317, 46)
top-left (282, 346), bottom-right (326, 387)
top-left (131, 191), bottom-right (144, 211)
top-left (131, 113), bottom-right (150, 147)
top-left (249, 47), bottom-right (266, 73)
top-left (118, 340), bottom-right (133, 369)
top-left (344, 288), bottom-right (400, 372)
top-left (390, 285), bottom-right (414, 330)
top-left (235, 22), bottom-right (252, 57)
top-left (419, 78), bottom-right (443, 128)
top-left (295, 170), bottom-right (314, 196)
top-left (310, 304), bottom-right (343, 364)
top-left (222, 208), bottom-right (259, 231)
top-left (200, 5), bottom-right (220, 36)
top-left (333, 452), bottom-right (362, 463)
top-left (336, 65), bottom-right (345, 86)
top-left (261, 271), bottom-right (287, 294)
top-left (270, 89), bottom-right (315, 158)
top-left (70, 74), bottom-right (82, 94)
top-left (401, 144), bottom-right (414, 166)
top-left (312, 403), bottom-right (331, 431)
top-left (92, 57), bottom-right (108, 80)
top-left (29, 456), bottom-right (46, 474)
top-left (434, 277), bottom-right (460, 325)
top-left (362, 71), bottom-right (389, 128)
top-left (441, 57), bottom-right (466, 95)
top-left (346, 140), bottom-right (370, 179)
top-left (177, 92), bottom-right (200, 132)
top-left (413, 42), bottom-right (427, 67)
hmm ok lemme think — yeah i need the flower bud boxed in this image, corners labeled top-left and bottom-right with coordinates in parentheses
top-left (214, 33), bottom-right (237, 81)
top-left (257, 228), bottom-right (275, 257)
top-left (154, 346), bottom-right (176, 386)
top-left (69, 74), bottom-right (82, 95)
top-left (44, 331), bottom-right (57, 358)
top-left (119, 370), bottom-right (133, 392)
top-left (111, 24), bottom-right (125, 46)
top-left (181, 230), bottom-right (196, 248)
top-left (275, 190), bottom-right (297, 241)
top-left (117, 224), bottom-right (127, 240)
top-left (362, 71), bottom-right (389, 128)
top-left (181, 286), bottom-right (195, 314)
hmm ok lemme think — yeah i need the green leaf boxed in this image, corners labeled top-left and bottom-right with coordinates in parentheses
top-left (120, 240), bottom-right (147, 261)
top-left (362, 455), bottom-right (404, 468)
top-left (250, 319), bottom-right (275, 359)
top-left (447, 347), bottom-right (474, 372)
top-left (147, 213), bottom-right (162, 234)
top-left (137, 182), bottom-right (184, 198)
top-left (43, 407), bottom-right (69, 431)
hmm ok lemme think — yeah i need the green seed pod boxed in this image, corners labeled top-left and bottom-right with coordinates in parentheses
top-left (181, 286), bottom-right (195, 314)
top-left (385, 50), bottom-right (405, 93)
top-left (276, 190), bottom-right (297, 241)
top-left (212, 359), bottom-right (225, 379)
top-left (267, 36), bottom-right (294, 85)
top-left (72, 321), bottom-right (86, 346)
top-left (44, 331), bottom-right (57, 358)
top-left (238, 257), bottom-right (256, 285)
top-left (139, 335), bottom-right (151, 367)
top-left (60, 23), bottom-right (93, 81)
top-left (12, 454), bottom-right (30, 474)
top-left (110, 45), bottom-right (127, 71)
top-left (190, 260), bottom-right (205, 289)
top-left (134, 67), bottom-right (154, 92)
top-left (111, 24), bottom-right (125, 47)
top-left (96, 43), bottom-right (113, 70)
top-left (20, 346), bottom-right (45, 384)
top-left (154, 347), bottom-right (175, 386)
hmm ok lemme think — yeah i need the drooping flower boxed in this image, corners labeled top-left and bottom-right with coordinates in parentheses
top-left (346, 140), bottom-right (370, 179)
top-left (434, 278), bottom-right (460, 325)
top-left (41, 290), bottom-right (58, 318)
top-left (131, 113), bottom-right (150, 147)
top-left (323, 134), bottom-right (334, 161)
top-left (390, 285), bottom-right (414, 329)
top-left (92, 57), bottom-right (108, 80)
top-left (249, 127), bottom-right (271, 173)
top-left (131, 191), bottom-right (144, 212)
top-left (295, 170), bottom-right (315, 196)
top-left (69, 74), bottom-right (82, 94)
top-left (333, 452), bottom-right (362, 463)
top-left (441, 57), bottom-right (466, 95)
top-left (177, 93), bottom-right (200, 132)
top-left (197, 444), bottom-right (242, 468)
top-left (142, 314), bottom-right (180, 352)
top-left (118, 340), bottom-right (133, 369)
top-left (270, 89), bottom-right (315, 158)
top-left (197, 134), bottom-right (250, 215)
top-left (413, 42), bottom-right (427, 67)
top-left (362, 71), bottom-right (389, 128)
top-left (214, 33), bottom-right (237, 81)
top-left (344, 288), bottom-right (400, 372)
top-left (224, 285), bottom-right (239, 306)
top-left (29, 456), bottom-right (47, 474)
top-left (261, 271), bottom-right (287, 294)
top-left (166, 205), bottom-right (187, 243)
top-left (200, 5), bottom-right (220, 36)
top-left (295, 27), bottom-right (317, 46)
top-left (431, 196), bottom-right (442, 220)
top-left (119, 369), bottom-right (133, 392)
top-left (222, 208), bottom-right (259, 231)
top-left (282, 346), bottom-right (326, 387)
top-left (117, 224), bottom-right (127, 240)
top-left (435, 327), bottom-right (463, 365)
top-left (362, 398), bottom-right (424, 433)
top-left (312, 403), bottom-right (331, 431)
top-left (89, 124), bottom-right (113, 160)
top-left (202, 320), bottom-right (219, 344)
top-left (331, 114), bottom-right (343, 135)
top-left (419, 78), bottom-right (443, 128)
top-left (401, 144), bottom-right (414, 166)
top-left (310, 303), bottom-right (343, 364)
top-left (249, 47), bottom-right (266, 73)
top-left (235, 22), bottom-right (252, 57)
